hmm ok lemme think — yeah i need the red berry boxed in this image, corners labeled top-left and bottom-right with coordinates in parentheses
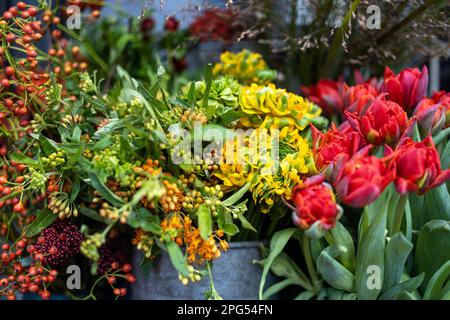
top-left (111, 262), bottom-right (119, 270)
top-left (2, 187), bottom-right (12, 195)
top-left (49, 246), bottom-right (58, 255)
top-left (28, 7), bottom-right (38, 17)
top-left (13, 202), bottom-right (24, 213)
top-left (17, 2), bottom-right (27, 10)
top-left (1, 79), bottom-right (10, 88)
top-left (119, 288), bottom-right (127, 296)
top-left (29, 267), bottom-right (37, 276)
top-left (122, 264), bottom-right (132, 273)
top-left (16, 239), bottom-right (26, 249)
top-left (126, 274), bottom-right (136, 283)
top-left (1, 243), bottom-right (10, 251)
top-left (29, 284), bottom-right (39, 292)
top-left (40, 290), bottom-right (51, 300)
top-left (5, 66), bottom-right (15, 76)
top-left (107, 276), bottom-right (116, 285)
top-left (3, 11), bottom-right (13, 19)
top-left (113, 288), bottom-right (121, 296)
top-left (9, 7), bottom-right (19, 17)
top-left (50, 270), bottom-right (58, 277)
top-left (7, 295), bottom-right (16, 300)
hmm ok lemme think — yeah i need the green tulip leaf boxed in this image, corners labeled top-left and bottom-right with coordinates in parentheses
top-left (383, 233), bottom-right (414, 292)
top-left (317, 245), bottom-right (354, 292)
top-left (414, 220), bottom-right (450, 291)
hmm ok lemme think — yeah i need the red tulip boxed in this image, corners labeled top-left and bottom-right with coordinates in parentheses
top-left (301, 79), bottom-right (344, 115)
top-left (414, 97), bottom-right (446, 134)
top-left (164, 16), bottom-right (179, 32)
top-left (383, 66), bottom-right (428, 112)
top-left (394, 136), bottom-right (450, 195)
top-left (333, 147), bottom-right (395, 207)
top-left (292, 175), bottom-right (339, 230)
top-left (311, 122), bottom-right (362, 172)
top-left (430, 91), bottom-right (450, 127)
top-left (343, 83), bottom-right (379, 115)
top-left (345, 96), bottom-right (411, 147)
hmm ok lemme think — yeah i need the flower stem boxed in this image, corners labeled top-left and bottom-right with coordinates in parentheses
top-left (301, 233), bottom-right (319, 294)
top-left (391, 194), bottom-right (408, 236)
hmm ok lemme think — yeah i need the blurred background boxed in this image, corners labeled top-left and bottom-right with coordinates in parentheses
top-left (1, 0), bottom-right (448, 92)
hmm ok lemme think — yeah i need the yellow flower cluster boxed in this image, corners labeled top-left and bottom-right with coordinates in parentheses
top-left (213, 50), bottom-right (273, 85)
top-left (214, 128), bottom-right (316, 213)
top-left (239, 83), bottom-right (322, 131)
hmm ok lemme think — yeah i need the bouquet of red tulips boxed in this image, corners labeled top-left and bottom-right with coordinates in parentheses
top-left (260, 66), bottom-right (450, 300)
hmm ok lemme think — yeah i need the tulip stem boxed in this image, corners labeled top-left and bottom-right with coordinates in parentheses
top-left (391, 194), bottom-right (408, 236)
top-left (302, 233), bottom-right (320, 294)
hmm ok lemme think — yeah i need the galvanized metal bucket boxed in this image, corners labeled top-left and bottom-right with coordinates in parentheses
top-left (131, 241), bottom-right (271, 300)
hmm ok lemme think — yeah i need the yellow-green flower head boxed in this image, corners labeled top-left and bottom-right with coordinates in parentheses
top-left (213, 50), bottom-right (275, 85)
top-left (239, 83), bottom-right (322, 131)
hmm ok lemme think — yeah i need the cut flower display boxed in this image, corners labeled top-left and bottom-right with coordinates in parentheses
top-left (0, 1), bottom-right (449, 302)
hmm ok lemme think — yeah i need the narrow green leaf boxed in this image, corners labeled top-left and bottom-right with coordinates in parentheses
top-left (355, 198), bottom-right (388, 299)
top-left (87, 173), bottom-right (124, 207)
top-left (330, 222), bottom-right (356, 272)
top-left (380, 274), bottom-right (424, 300)
top-left (383, 233), bottom-right (413, 292)
top-left (166, 241), bottom-right (189, 277)
top-left (423, 260), bottom-right (450, 300)
top-left (222, 182), bottom-right (251, 206)
top-left (317, 246), bottom-right (355, 292)
top-left (415, 220), bottom-right (450, 291)
top-left (259, 228), bottom-right (299, 300)
top-left (197, 205), bottom-right (212, 240)
top-left (25, 209), bottom-right (57, 237)
top-left (8, 152), bottom-right (38, 166)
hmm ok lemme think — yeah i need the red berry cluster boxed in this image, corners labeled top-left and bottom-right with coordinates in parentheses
top-left (0, 238), bottom-right (58, 300)
top-left (34, 219), bottom-right (83, 266)
top-left (108, 263), bottom-right (135, 298)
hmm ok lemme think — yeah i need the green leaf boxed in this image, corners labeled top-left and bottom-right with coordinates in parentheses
top-left (166, 241), bottom-right (189, 277)
top-left (78, 207), bottom-right (109, 224)
top-left (355, 197), bottom-right (388, 300)
top-left (127, 208), bottom-right (161, 234)
top-left (187, 81), bottom-right (196, 105)
top-left (72, 126), bottom-right (82, 141)
top-left (93, 119), bottom-right (124, 140)
top-left (70, 176), bottom-right (81, 201)
top-left (221, 223), bottom-right (239, 236)
top-left (87, 173), bottom-right (124, 207)
top-left (415, 220), bottom-right (450, 291)
top-left (262, 279), bottom-right (298, 300)
top-left (432, 126), bottom-right (450, 146)
top-left (197, 205), bottom-right (212, 240)
top-left (317, 246), bottom-right (354, 292)
top-left (259, 228), bottom-right (299, 300)
top-left (237, 212), bottom-right (257, 233)
top-left (203, 64), bottom-right (214, 117)
top-left (38, 135), bottom-right (58, 156)
top-left (25, 209), bottom-right (57, 237)
top-left (222, 182), bottom-right (251, 206)
top-left (441, 139), bottom-right (450, 169)
top-left (380, 274), bottom-right (424, 300)
top-left (8, 152), bottom-right (38, 166)
top-left (383, 233), bottom-right (413, 292)
top-left (423, 260), bottom-right (450, 300)
top-left (269, 252), bottom-right (311, 289)
top-left (423, 184), bottom-right (450, 221)
top-left (330, 222), bottom-right (356, 273)
top-left (294, 291), bottom-right (315, 300)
